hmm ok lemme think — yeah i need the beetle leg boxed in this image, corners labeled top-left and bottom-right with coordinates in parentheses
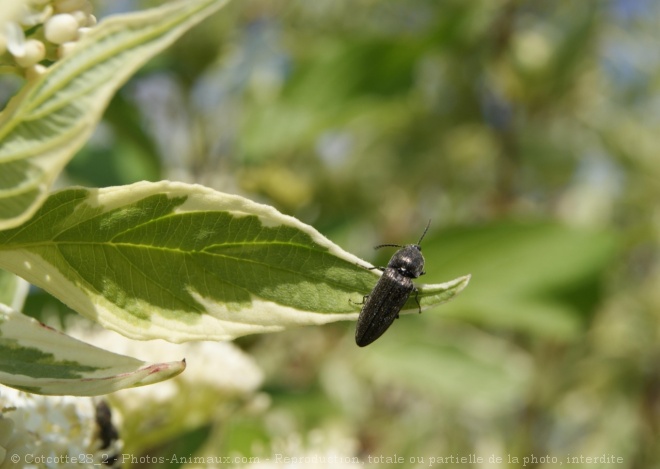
top-left (349, 295), bottom-right (370, 307)
top-left (414, 288), bottom-right (422, 314)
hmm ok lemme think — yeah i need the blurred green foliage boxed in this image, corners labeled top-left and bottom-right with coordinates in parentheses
top-left (54, 0), bottom-right (660, 467)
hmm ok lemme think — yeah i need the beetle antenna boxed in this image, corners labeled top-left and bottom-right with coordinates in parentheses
top-left (417, 219), bottom-right (431, 245)
top-left (374, 243), bottom-right (404, 250)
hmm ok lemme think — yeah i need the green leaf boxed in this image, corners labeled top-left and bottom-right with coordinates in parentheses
top-left (0, 181), bottom-right (469, 342)
top-left (0, 304), bottom-right (185, 395)
top-left (0, 0), bottom-right (229, 230)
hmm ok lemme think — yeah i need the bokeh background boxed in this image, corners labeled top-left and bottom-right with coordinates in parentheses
top-left (10, 0), bottom-right (660, 467)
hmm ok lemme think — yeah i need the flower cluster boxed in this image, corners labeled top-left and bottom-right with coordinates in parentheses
top-left (0, 0), bottom-right (96, 79)
top-left (0, 386), bottom-right (120, 469)
top-left (0, 414), bottom-right (32, 469)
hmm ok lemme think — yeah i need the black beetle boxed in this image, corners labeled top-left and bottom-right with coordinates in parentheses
top-left (355, 221), bottom-right (430, 347)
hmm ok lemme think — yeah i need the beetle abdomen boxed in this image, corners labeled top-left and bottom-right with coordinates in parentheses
top-left (355, 269), bottom-right (413, 347)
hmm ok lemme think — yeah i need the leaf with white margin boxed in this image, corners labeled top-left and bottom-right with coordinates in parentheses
top-left (0, 181), bottom-right (470, 342)
top-left (0, 304), bottom-right (185, 396)
top-left (0, 0), bottom-right (229, 230)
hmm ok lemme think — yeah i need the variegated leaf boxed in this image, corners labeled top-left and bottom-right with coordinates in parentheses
top-left (0, 181), bottom-right (470, 342)
top-left (0, 0), bottom-right (229, 230)
top-left (0, 304), bottom-right (185, 396)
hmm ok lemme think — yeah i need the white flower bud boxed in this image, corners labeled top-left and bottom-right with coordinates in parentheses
top-left (58, 41), bottom-right (77, 58)
top-left (44, 13), bottom-right (79, 44)
top-left (71, 10), bottom-right (89, 26)
top-left (14, 38), bottom-right (45, 67)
